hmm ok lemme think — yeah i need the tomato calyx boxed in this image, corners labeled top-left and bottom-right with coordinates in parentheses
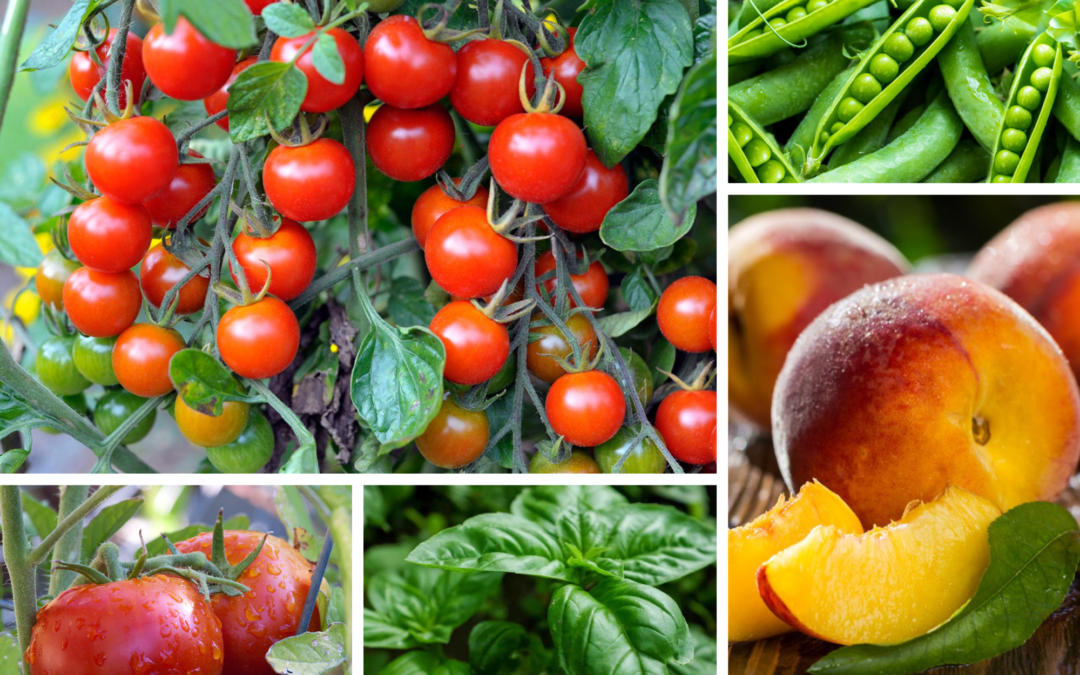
top-left (435, 156), bottom-right (490, 202)
top-left (265, 111), bottom-right (329, 149)
top-left (518, 54), bottom-right (567, 114)
top-left (416, 3), bottom-right (490, 43)
top-left (474, 278), bottom-right (535, 323)
top-left (659, 360), bottom-right (717, 393)
top-left (162, 510), bottom-right (274, 586)
top-left (485, 178), bottom-right (550, 242)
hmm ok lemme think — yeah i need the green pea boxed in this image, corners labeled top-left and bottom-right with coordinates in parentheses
top-left (1005, 105), bottom-right (1033, 130)
top-left (837, 96), bottom-right (864, 123)
top-left (744, 138), bottom-right (772, 167)
top-left (884, 34), bottom-right (915, 63)
top-left (1032, 43), bottom-right (1055, 68)
top-left (869, 54), bottom-right (900, 84)
top-left (850, 73), bottom-right (882, 103)
top-left (1001, 128), bottom-right (1028, 153)
top-left (1016, 85), bottom-right (1042, 111)
top-left (757, 159), bottom-right (787, 183)
top-left (786, 6), bottom-right (808, 22)
top-left (728, 114), bottom-right (733, 127)
top-left (770, 18), bottom-right (787, 29)
top-left (744, 28), bottom-right (763, 40)
top-left (905, 17), bottom-right (934, 46)
top-left (928, 5), bottom-right (956, 33)
top-left (731, 122), bottom-right (754, 147)
top-left (1030, 67), bottom-right (1053, 93)
top-left (992, 175), bottom-right (1012, 184)
top-left (830, 121), bottom-right (845, 134)
top-left (994, 149), bottom-right (1021, 175)
top-left (819, 129), bottom-right (832, 144)
top-left (806, 0), bottom-right (827, 10)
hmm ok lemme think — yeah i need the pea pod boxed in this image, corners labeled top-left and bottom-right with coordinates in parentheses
top-left (987, 32), bottom-right (1062, 183)
top-left (922, 138), bottom-right (989, 182)
top-left (804, 0), bottom-right (974, 175)
top-left (729, 0), bottom-right (879, 64)
top-left (728, 101), bottom-right (802, 183)
top-left (1052, 59), bottom-right (1080, 141)
top-left (939, 16), bottom-right (1004, 150)
top-left (1056, 135), bottom-right (1080, 182)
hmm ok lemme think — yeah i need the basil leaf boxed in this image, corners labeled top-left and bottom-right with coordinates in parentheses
top-left (364, 608), bottom-right (420, 650)
top-left (313, 32), bottom-right (347, 85)
top-left (604, 504), bottom-right (718, 585)
top-left (670, 626), bottom-right (718, 675)
top-left (19, 0), bottom-right (102, 71)
top-left (469, 621), bottom-right (530, 675)
top-left (227, 61), bottom-right (308, 143)
top-left (381, 652), bottom-right (474, 675)
top-left (596, 303), bottom-right (656, 338)
top-left (80, 498), bottom-right (143, 563)
top-left (600, 179), bottom-right (696, 252)
top-left (0, 203), bottom-right (43, 267)
top-left (160, 0), bottom-right (258, 50)
top-left (265, 623), bottom-right (348, 675)
top-left (511, 485), bottom-right (628, 533)
top-left (262, 2), bottom-right (316, 37)
top-left (659, 45), bottom-right (716, 228)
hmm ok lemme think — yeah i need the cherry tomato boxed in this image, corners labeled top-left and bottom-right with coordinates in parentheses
top-left (271, 28), bottom-right (364, 113)
top-left (143, 17), bottom-right (237, 101)
top-left (526, 312), bottom-right (597, 383)
top-left (203, 56), bottom-right (256, 131)
top-left (534, 250), bottom-right (609, 309)
top-left (655, 389), bottom-right (717, 465)
top-left (367, 104), bottom-right (456, 182)
top-left (63, 268), bottom-right (141, 337)
top-left (36, 335), bottom-right (91, 396)
top-left (546, 369), bottom-right (625, 447)
top-left (429, 301), bottom-right (510, 385)
top-left (539, 27), bottom-right (586, 118)
top-left (85, 116), bottom-right (179, 204)
top-left (24, 574), bottom-right (224, 675)
top-left (364, 15), bottom-right (457, 109)
top-left (708, 306), bottom-right (717, 351)
top-left (140, 242), bottom-right (210, 315)
top-left (36, 250), bottom-right (81, 309)
top-left (529, 449), bottom-right (601, 473)
top-left (73, 335), bottom-right (119, 386)
top-left (657, 276), bottom-right (717, 353)
top-left (594, 426), bottom-right (668, 473)
top-left (264, 138), bottom-right (355, 222)
top-left (205, 411), bottom-right (273, 473)
top-left (542, 150), bottom-right (627, 233)
top-left (425, 206), bottom-right (517, 299)
top-left (489, 113), bottom-right (587, 203)
top-left (113, 323), bottom-right (185, 397)
top-left (415, 396), bottom-right (489, 469)
top-left (450, 39), bottom-right (535, 126)
top-left (142, 151), bottom-right (216, 228)
top-left (93, 389), bottom-right (156, 443)
top-left (175, 394), bottom-right (250, 447)
top-left (67, 196), bottom-right (152, 273)
top-left (217, 297), bottom-right (300, 379)
top-left (231, 218), bottom-right (317, 301)
top-left (69, 28), bottom-right (145, 110)
top-left (411, 179), bottom-right (489, 249)
top-left (244, 0), bottom-right (277, 15)
top-left (175, 531), bottom-right (318, 675)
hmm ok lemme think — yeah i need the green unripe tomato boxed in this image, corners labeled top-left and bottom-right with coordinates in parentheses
top-left (94, 389), bottom-right (156, 444)
top-left (905, 17), bottom-right (933, 46)
top-left (1032, 43), bottom-right (1055, 68)
top-left (883, 33), bottom-right (914, 62)
top-left (72, 335), bottom-right (119, 386)
top-left (786, 6), bottom-right (808, 22)
top-left (731, 122), bottom-right (754, 148)
top-left (487, 356), bottom-right (517, 393)
top-left (36, 335), bottom-right (91, 396)
top-left (743, 138), bottom-right (772, 167)
top-left (837, 97), bottom-right (864, 123)
top-left (869, 54), bottom-right (900, 84)
top-left (594, 427), bottom-right (668, 474)
top-left (616, 348), bottom-right (653, 406)
top-left (206, 412), bottom-right (273, 473)
top-left (994, 149), bottom-right (1021, 175)
top-left (1000, 128), bottom-right (1028, 153)
top-left (1030, 67), bottom-right (1053, 93)
top-left (1005, 105), bottom-right (1032, 130)
top-left (528, 449), bottom-right (601, 473)
top-left (756, 159), bottom-right (786, 183)
top-left (1016, 85), bottom-right (1041, 111)
top-left (927, 6), bottom-right (955, 33)
top-left (850, 73), bottom-right (882, 103)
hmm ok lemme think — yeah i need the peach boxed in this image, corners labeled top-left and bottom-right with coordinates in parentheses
top-left (728, 481), bottom-right (863, 643)
top-left (773, 273), bottom-right (1080, 528)
top-left (757, 486), bottom-right (1001, 645)
top-left (729, 209), bottom-right (909, 428)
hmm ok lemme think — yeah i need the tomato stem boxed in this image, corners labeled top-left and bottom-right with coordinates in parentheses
top-left (0, 0), bottom-right (30, 133)
top-left (1, 485), bottom-right (38, 654)
top-left (48, 486), bottom-right (91, 596)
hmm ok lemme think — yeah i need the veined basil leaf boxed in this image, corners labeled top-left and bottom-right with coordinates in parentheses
top-left (381, 652), bottom-right (474, 675)
top-left (670, 626), bottom-right (718, 675)
top-left (469, 621), bottom-right (530, 675)
top-left (604, 504), bottom-right (717, 586)
top-left (227, 61), bottom-right (308, 143)
top-left (510, 485), bottom-right (627, 533)
top-left (600, 179), bottom-right (696, 252)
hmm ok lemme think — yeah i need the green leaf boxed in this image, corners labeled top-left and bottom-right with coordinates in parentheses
top-left (548, 579), bottom-right (693, 675)
top-left (365, 485), bottom-right (389, 529)
top-left (274, 486), bottom-right (321, 561)
top-left (387, 277), bottom-right (437, 328)
top-left (21, 493), bottom-right (57, 542)
top-left (809, 501), bottom-right (1080, 675)
top-left (649, 339), bottom-right (676, 387)
top-left (659, 47), bottom-right (716, 228)
top-left (19, 0), bottom-right (102, 71)
top-left (169, 349), bottom-right (249, 416)
top-left (511, 485), bottom-right (628, 533)
top-left (227, 61), bottom-right (308, 143)
top-left (0, 154), bottom-right (46, 210)
top-left (313, 32), bottom-right (347, 85)
top-left (265, 622), bottom-right (348, 675)
top-left (0, 633), bottom-right (21, 671)
top-left (159, 0), bottom-right (258, 50)
top-left (364, 607), bottom-right (420, 650)
top-left (0, 203), bottom-right (43, 268)
top-left (694, 12), bottom-right (717, 61)
top-left (469, 621), bottom-right (530, 675)
top-left (144, 515), bottom-right (250, 556)
top-left (596, 303), bottom-right (656, 338)
top-left (262, 2), bottom-right (316, 37)
top-left (576, 0), bottom-right (695, 166)
top-left (381, 652), bottom-right (474, 675)
top-left (621, 268), bottom-right (656, 312)
top-left (80, 498), bottom-right (144, 563)
top-left (0, 450), bottom-right (29, 473)
top-left (604, 504), bottom-right (717, 585)
top-left (669, 626), bottom-right (718, 675)
top-left (600, 179), bottom-right (696, 252)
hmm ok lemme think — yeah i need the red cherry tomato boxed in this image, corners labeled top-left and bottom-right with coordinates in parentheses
top-left (367, 104), bottom-right (456, 182)
top-left (231, 218), bottom-right (317, 301)
top-left (85, 116), bottom-right (179, 204)
top-left (415, 396), bottom-right (490, 469)
top-left (450, 39), bottom-right (535, 126)
top-left (62, 268), bottom-right (141, 337)
top-left (140, 242), bottom-right (209, 315)
top-left (534, 250), bottom-right (609, 309)
top-left (263, 138), bottom-right (355, 222)
top-left (543, 149), bottom-right (627, 233)
top-left (425, 206), bottom-right (517, 299)
top-left (708, 306), bottom-right (717, 351)
top-left (489, 112), bottom-right (587, 203)
top-left (112, 323), bottom-right (185, 397)
top-left (657, 276), bottom-right (717, 353)
top-left (546, 369), bottom-right (625, 447)
top-left (429, 301), bottom-right (510, 385)
top-left (244, 0), bottom-right (277, 15)
top-left (143, 17), bottom-right (237, 101)
top-left (540, 27), bottom-right (586, 118)
top-left (655, 389), bottom-right (717, 465)
top-left (203, 56), bottom-right (257, 131)
top-left (411, 179), bottom-right (489, 249)
top-left (364, 15), bottom-right (457, 109)
top-left (67, 196), bottom-right (152, 273)
top-left (217, 297), bottom-right (300, 379)
top-left (142, 151), bottom-right (216, 228)
top-left (271, 28), bottom-right (364, 113)
top-left (36, 250), bottom-right (81, 309)
top-left (69, 28), bottom-right (145, 109)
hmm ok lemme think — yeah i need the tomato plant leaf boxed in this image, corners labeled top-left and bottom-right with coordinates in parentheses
top-left (19, 0), bottom-right (103, 71)
top-left (604, 504), bottom-right (718, 586)
top-left (621, 268), bottom-right (656, 312)
top-left (169, 349), bottom-right (251, 416)
top-left (0, 202), bottom-right (43, 268)
top-left (265, 622), bottom-right (349, 675)
top-left (262, 2), bottom-right (316, 38)
top-left (600, 179), bottom-right (696, 252)
top-left (809, 501), bottom-right (1080, 675)
top-left (387, 277), bottom-right (437, 327)
top-left (511, 485), bottom-right (628, 533)
top-left (597, 303), bottom-right (656, 338)
top-left (659, 43), bottom-right (716, 229)
top-left (670, 626), bottom-right (718, 675)
top-left (649, 339), bottom-right (676, 387)
top-left (79, 498), bottom-right (143, 564)
top-left (694, 8), bottom-right (718, 60)
top-left (381, 652), bottom-right (474, 675)
top-left (159, 0), bottom-right (258, 50)
top-left (20, 492), bottom-right (58, 542)
top-left (274, 486), bottom-right (322, 562)
top-left (469, 621), bottom-right (530, 675)
top-left (0, 448), bottom-right (28, 473)
top-left (227, 61), bottom-right (308, 143)
top-left (0, 154), bottom-right (47, 211)
top-left (576, 0), bottom-right (695, 167)
top-left (313, 32), bottom-right (347, 85)
top-left (0, 634), bottom-right (20, 671)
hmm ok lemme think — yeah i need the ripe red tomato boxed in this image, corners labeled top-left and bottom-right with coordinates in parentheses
top-left (175, 531), bottom-right (318, 675)
top-left (231, 218), bottom-right (317, 301)
top-left (429, 301), bottom-right (510, 385)
top-left (364, 15), bottom-right (457, 109)
top-left (142, 151), bottom-right (216, 228)
top-left (68, 196), bottom-right (152, 273)
top-left (526, 312), bottom-right (597, 383)
top-left (655, 389), bottom-right (717, 465)
top-left (113, 323), bottom-right (185, 397)
top-left (271, 28), bottom-right (364, 113)
top-left (367, 104), bottom-right (456, 182)
top-left (85, 115), bottom-right (179, 204)
top-left (69, 28), bottom-right (145, 109)
top-left (244, 0), bottom-right (276, 15)
top-left (411, 179), bottom-right (489, 249)
top-left (24, 574), bottom-right (225, 675)
top-left (540, 27), bottom-right (585, 118)
top-left (657, 276), bottom-right (717, 353)
top-left (143, 17), bottom-right (237, 101)
top-left (140, 242), bottom-right (209, 315)
top-left (63, 268), bottom-right (141, 337)
top-left (217, 297), bottom-right (300, 379)
top-left (489, 112), bottom-right (586, 203)
top-left (450, 39), bottom-right (535, 126)
top-left (264, 138), bottom-right (355, 222)
top-left (534, 250), bottom-right (609, 309)
top-left (203, 56), bottom-right (256, 131)
top-left (425, 206), bottom-right (517, 299)
top-left (36, 250), bottom-right (81, 309)
top-left (175, 394), bottom-right (250, 447)
top-left (543, 150), bottom-right (627, 233)
top-left (708, 306), bottom-right (716, 351)
top-left (546, 369), bottom-right (625, 447)
top-left (416, 396), bottom-right (489, 469)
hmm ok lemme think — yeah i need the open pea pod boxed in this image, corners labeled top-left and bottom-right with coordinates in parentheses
top-left (987, 32), bottom-right (1062, 183)
top-left (728, 0), bottom-right (880, 64)
top-left (804, 0), bottom-right (974, 176)
top-left (728, 101), bottom-right (802, 183)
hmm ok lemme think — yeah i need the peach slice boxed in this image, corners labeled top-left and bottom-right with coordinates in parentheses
top-left (728, 481), bottom-right (863, 642)
top-left (757, 486), bottom-right (1001, 646)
